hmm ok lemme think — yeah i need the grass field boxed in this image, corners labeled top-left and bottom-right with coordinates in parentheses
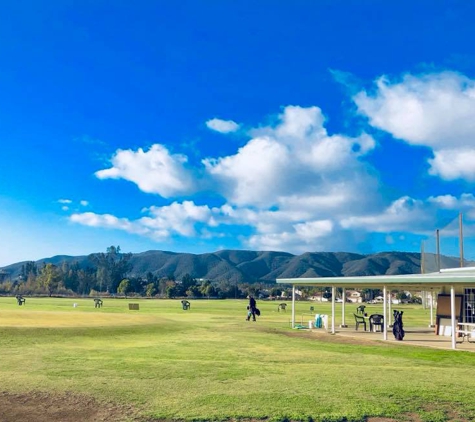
top-left (1, 297), bottom-right (475, 422)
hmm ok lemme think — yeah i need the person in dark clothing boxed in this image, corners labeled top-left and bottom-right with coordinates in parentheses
top-left (248, 295), bottom-right (257, 321)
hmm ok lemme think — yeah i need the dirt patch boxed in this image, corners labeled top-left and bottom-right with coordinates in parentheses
top-left (0, 391), bottom-right (148, 422)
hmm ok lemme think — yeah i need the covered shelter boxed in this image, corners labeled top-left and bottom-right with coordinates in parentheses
top-left (277, 266), bottom-right (475, 350)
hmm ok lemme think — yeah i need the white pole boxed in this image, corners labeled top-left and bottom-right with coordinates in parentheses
top-left (291, 285), bottom-right (296, 329)
top-left (341, 287), bottom-right (347, 327)
top-left (429, 290), bottom-right (435, 328)
top-left (450, 285), bottom-right (456, 350)
top-left (383, 285), bottom-right (388, 340)
top-left (388, 290), bottom-right (392, 327)
top-left (331, 286), bottom-right (336, 334)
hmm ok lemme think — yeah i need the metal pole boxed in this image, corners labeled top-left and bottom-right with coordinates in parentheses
top-left (291, 286), bottom-right (296, 329)
top-left (436, 229), bottom-right (441, 272)
top-left (421, 240), bottom-right (425, 274)
top-left (450, 285), bottom-right (456, 350)
top-left (429, 290), bottom-right (435, 328)
top-left (341, 287), bottom-right (347, 327)
top-left (383, 286), bottom-right (388, 340)
top-left (460, 212), bottom-right (464, 268)
top-left (388, 290), bottom-right (392, 327)
top-left (331, 286), bottom-right (336, 334)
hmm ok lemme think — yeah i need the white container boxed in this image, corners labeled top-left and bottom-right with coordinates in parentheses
top-left (308, 320), bottom-right (313, 329)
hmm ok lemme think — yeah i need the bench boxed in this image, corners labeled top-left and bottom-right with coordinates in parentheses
top-left (128, 303), bottom-right (140, 310)
top-left (457, 323), bottom-right (475, 343)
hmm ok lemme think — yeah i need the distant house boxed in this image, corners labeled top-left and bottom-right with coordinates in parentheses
top-left (346, 290), bottom-right (363, 303)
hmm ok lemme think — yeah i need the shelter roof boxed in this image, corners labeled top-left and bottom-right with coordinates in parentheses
top-left (276, 266), bottom-right (475, 289)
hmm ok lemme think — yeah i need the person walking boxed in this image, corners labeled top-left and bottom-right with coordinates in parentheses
top-left (248, 295), bottom-right (257, 321)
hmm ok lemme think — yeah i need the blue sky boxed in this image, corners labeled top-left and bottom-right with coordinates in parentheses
top-left (2, 1), bottom-right (475, 266)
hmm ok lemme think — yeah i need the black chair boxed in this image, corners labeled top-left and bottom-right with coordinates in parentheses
top-left (369, 314), bottom-right (384, 332)
top-left (356, 305), bottom-right (366, 314)
top-left (354, 313), bottom-right (367, 331)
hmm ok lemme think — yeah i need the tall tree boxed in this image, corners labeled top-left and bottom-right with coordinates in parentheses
top-left (89, 246), bottom-right (133, 294)
top-left (37, 263), bottom-right (61, 296)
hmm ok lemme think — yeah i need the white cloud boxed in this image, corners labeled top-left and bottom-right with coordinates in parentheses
top-left (80, 200), bottom-right (89, 207)
top-left (95, 144), bottom-right (194, 197)
top-left (341, 196), bottom-right (432, 233)
top-left (354, 71), bottom-right (475, 181)
top-left (71, 201), bottom-right (219, 241)
top-left (428, 148), bottom-right (475, 181)
top-left (70, 212), bottom-right (148, 235)
top-left (203, 105), bottom-right (377, 207)
top-left (58, 199), bottom-right (72, 204)
top-left (206, 118), bottom-right (240, 133)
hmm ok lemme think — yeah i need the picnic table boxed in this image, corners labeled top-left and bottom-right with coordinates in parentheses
top-left (457, 322), bottom-right (475, 343)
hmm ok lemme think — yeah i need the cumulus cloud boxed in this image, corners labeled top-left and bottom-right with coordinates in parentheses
top-left (428, 148), bottom-right (475, 181)
top-left (95, 144), bottom-right (194, 197)
top-left (58, 199), bottom-right (72, 204)
top-left (203, 105), bottom-right (377, 207)
top-left (70, 212), bottom-right (148, 235)
top-left (71, 201), bottom-right (220, 241)
top-left (354, 71), bottom-right (475, 181)
top-left (206, 118), bottom-right (240, 133)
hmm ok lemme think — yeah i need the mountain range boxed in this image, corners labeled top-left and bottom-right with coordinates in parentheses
top-left (1, 250), bottom-right (471, 284)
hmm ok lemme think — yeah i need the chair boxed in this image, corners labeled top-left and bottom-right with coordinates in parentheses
top-left (354, 313), bottom-right (367, 331)
top-left (356, 305), bottom-right (366, 314)
top-left (369, 314), bottom-right (384, 332)
top-left (277, 303), bottom-right (287, 312)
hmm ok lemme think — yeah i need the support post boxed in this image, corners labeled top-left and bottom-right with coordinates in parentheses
top-left (291, 285), bottom-right (296, 329)
top-left (388, 290), bottom-right (392, 327)
top-left (340, 287), bottom-right (347, 327)
top-left (331, 286), bottom-right (336, 334)
top-left (451, 285), bottom-right (456, 350)
top-left (436, 229), bottom-right (441, 272)
top-left (429, 290), bottom-right (435, 328)
top-left (460, 212), bottom-right (464, 268)
top-left (383, 285), bottom-right (388, 340)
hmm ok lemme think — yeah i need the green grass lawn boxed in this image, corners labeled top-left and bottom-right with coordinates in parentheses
top-left (0, 297), bottom-right (474, 422)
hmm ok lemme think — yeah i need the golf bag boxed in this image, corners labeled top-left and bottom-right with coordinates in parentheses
top-left (392, 310), bottom-right (405, 341)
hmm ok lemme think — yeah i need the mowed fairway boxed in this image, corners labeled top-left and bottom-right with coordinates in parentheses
top-left (1, 297), bottom-right (475, 422)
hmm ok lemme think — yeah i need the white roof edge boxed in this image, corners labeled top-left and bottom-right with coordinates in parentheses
top-left (440, 266), bottom-right (475, 273)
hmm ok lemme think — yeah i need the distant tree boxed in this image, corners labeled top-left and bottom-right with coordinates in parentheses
top-left (21, 261), bottom-right (37, 280)
top-left (117, 278), bottom-right (131, 297)
top-left (177, 273), bottom-right (197, 296)
top-left (166, 284), bottom-right (178, 298)
top-left (145, 283), bottom-right (157, 297)
top-left (37, 263), bottom-right (61, 296)
top-left (89, 246), bottom-right (133, 293)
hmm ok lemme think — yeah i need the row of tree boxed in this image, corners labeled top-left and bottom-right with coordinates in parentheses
top-left (1, 246), bottom-right (284, 299)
